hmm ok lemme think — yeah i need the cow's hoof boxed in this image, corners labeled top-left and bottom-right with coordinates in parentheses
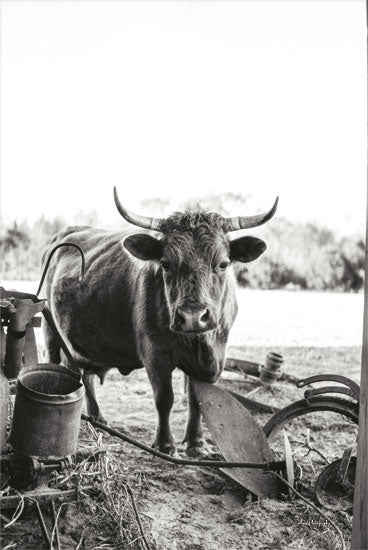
top-left (186, 443), bottom-right (211, 458)
top-left (85, 411), bottom-right (108, 425)
top-left (162, 446), bottom-right (178, 457)
top-left (96, 414), bottom-right (108, 425)
top-left (152, 441), bottom-right (178, 457)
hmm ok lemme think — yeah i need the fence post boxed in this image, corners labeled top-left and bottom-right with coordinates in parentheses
top-left (350, 3), bottom-right (368, 548)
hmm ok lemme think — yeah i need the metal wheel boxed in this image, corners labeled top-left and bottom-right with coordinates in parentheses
top-left (263, 396), bottom-right (359, 491)
top-left (263, 396), bottom-right (359, 440)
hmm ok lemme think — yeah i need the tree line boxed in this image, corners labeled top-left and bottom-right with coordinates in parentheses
top-left (1, 195), bottom-right (364, 292)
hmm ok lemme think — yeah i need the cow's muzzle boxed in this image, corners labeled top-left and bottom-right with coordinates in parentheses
top-left (172, 303), bottom-right (216, 333)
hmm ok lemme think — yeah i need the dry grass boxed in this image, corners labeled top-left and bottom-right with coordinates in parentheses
top-left (1, 420), bottom-right (154, 550)
top-left (228, 498), bottom-right (352, 550)
top-left (52, 421), bottom-right (153, 550)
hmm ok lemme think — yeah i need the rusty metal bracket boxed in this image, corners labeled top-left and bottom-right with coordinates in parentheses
top-left (0, 288), bottom-right (40, 302)
top-left (336, 448), bottom-right (354, 486)
top-left (1, 291), bottom-right (45, 378)
top-left (33, 498), bottom-right (51, 547)
top-left (315, 456), bottom-right (356, 512)
top-left (304, 386), bottom-right (357, 401)
top-left (1, 316), bottom-right (42, 328)
top-left (297, 374), bottom-right (360, 401)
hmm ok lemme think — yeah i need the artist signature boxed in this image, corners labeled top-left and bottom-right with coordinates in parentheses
top-left (300, 519), bottom-right (331, 527)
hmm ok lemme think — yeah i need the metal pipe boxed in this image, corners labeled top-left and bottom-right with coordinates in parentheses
top-left (33, 499), bottom-right (51, 547)
top-left (50, 500), bottom-right (61, 550)
top-left (37, 242), bottom-right (85, 297)
top-left (82, 414), bottom-right (285, 471)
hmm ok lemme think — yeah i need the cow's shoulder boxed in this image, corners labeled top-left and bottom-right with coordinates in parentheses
top-left (53, 225), bottom-right (101, 241)
top-left (44, 225), bottom-right (91, 247)
top-left (61, 225), bottom-right (92, 237)
top-left (42, 226), bottom-right (93, 263)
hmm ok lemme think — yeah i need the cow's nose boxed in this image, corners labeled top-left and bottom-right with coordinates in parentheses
top-left (175, 305), bottom-right (211, 332)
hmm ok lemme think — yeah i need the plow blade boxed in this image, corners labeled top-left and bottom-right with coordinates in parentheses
top-left (193, 380), bottom-right (280, 498)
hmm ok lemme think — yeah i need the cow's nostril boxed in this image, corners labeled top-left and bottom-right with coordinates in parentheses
top-left (174, 305), bottom-right (212, 332)
top-left (200, 308), bottom-right (210, 323)
top-left (175, 310), bottom-right (185, 326)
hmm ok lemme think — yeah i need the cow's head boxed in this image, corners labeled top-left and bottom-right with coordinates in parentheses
top-left (114, 187), bottom-right (278, 335)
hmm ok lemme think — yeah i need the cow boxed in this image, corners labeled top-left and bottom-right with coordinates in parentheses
top-left (43, 188), bottom-right (278, 456)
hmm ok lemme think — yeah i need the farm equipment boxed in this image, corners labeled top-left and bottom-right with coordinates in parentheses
top-left (0, 248), bottom-right (360, 547)
top-left (0, 244), bottom-right (90, 548)
top-left (263, 373), bottom-right (359, 513)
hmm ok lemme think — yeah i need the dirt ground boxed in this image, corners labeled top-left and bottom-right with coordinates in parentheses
top-left (1, 344), bottom-right (361, 550)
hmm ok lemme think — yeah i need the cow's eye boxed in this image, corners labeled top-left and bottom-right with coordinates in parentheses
top-left (160, 260), bottom-right (170, 271)
top-left (219, 261), bottom-right (230, 270)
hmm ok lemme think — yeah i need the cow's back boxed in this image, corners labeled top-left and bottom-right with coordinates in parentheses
top-left (43, 226), bottom-right (144, 373)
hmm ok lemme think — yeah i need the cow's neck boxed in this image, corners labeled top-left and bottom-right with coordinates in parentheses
top-left (171, 281), bottom-right (237, 378)
top-left (172, 330), bottom-right (225, 377)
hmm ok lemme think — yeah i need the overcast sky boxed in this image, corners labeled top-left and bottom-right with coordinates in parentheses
top-left (1, 1), bottom-right (367, 234)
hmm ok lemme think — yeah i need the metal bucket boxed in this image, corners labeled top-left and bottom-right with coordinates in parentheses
top-left (9, 363), bottom-right (85, 459)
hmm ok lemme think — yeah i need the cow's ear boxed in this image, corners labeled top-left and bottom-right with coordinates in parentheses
top-left (230, 236), bottom-right (267, 263)
top-left (123, 234), bottom-right (162, 261)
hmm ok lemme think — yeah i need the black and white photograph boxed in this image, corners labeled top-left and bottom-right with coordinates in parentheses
top-left (1, 1), bottom-right (367, 549)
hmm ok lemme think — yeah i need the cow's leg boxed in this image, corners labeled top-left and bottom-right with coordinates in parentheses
top-left (59, 349), bottom-right (107, 424)
top-left (146, 367), bottom-right (176, 456)
top-left (82, 371), bottom-right (107, 424)
top-left (184, 378), bottom-right (208, 457)
top-left (43, 320), bottom-right (61, 364)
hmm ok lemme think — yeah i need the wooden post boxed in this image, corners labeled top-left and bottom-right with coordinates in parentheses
top-left (350, 3), bottom-right (368, 548)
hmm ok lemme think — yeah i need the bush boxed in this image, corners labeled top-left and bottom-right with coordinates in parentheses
top-left (0, 198), bottom-right (365, 292)
top-left (0, 217), bottom-right (64, 280)
top-left (235, 219), bottom-right (364, 292)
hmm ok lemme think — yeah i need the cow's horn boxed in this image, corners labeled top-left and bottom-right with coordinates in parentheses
top-left (222, 197), bottom-right (279, 232)
top-left (113, 187), bottom-right (163, 231)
